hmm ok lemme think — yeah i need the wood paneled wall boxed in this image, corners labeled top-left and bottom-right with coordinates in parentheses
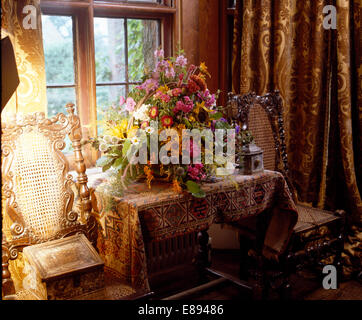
top-left (180, 0), bottom-right (229, 107)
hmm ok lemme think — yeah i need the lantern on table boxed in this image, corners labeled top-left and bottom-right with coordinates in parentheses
top-left (236, 125), bottom-right (264, 175)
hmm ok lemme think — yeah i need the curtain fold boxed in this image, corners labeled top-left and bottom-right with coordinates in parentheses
top-left (1, 0), bottom-right (47, 294)
top-left (1, 0), bottom-right (47, 114)
top-left (232, 0), bottom-right (361, 277)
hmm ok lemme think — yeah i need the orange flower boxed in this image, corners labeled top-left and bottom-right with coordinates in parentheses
top-left (191, 75), bottom-right (207, 92)
top-left (172, 179), bottom-right (182, 194)
top-left (144, 166), bottom-right (154, 189)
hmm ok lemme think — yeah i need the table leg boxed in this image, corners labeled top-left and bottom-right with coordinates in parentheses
top-left (195, 229), bottom-right (211, 283)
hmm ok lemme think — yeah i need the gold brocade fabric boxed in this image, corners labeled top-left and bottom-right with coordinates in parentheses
top-left (1, 0), bottom-right (47, 114)
top-left (232, 0), bottom-right (362, 277)
top-left (93, 171), bottom-right (298, 291)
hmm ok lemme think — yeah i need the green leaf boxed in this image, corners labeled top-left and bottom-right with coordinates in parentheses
top-left (186, 180), bottom-right (200, 193)
top-left (112, 157), bottom-right (124, 170)
top-left (186, 180), bottom-right (206, 198)
top-left (96, 156), bottom-right (113, 167)
top-left (215, 121), bottom-right (231, 130)
top-left (122, 140), bottom-right (131, 156)
top-left (209, 112), bottom-right (223, 120)
top-left (192, 189), bottom-right (206, 198)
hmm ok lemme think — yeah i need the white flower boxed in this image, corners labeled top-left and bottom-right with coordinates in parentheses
top-left (103, 135), bottom-right (112, 144)
top-left (131, 137), bottom-right (140, 145)
top-left (99, 143), bottom-right (108, 152)
top-left (111, 136), bottom-right (119, 145)
top-left (145, 126), bottom-right (154, 134)
top-left (133, 104), bottom-right (150, 122)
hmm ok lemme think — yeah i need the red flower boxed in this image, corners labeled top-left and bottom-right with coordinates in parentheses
top-left (161, 115), bottom-right (174, 127)
top-left (149, 106), bottom-right (159, 119)
top-left (187, 79), bottom-right (200, 93)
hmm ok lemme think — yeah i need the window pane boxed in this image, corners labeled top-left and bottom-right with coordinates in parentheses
top-left (96, 85), bottom-right (126, 133)
top-left (94, 18), bottom-right (126, 83)
top-left (42, 15), bottom-right (74, 85)
top-left (46, 87), bottom-right (76, 117)
top-left (128, 19), bottom-right (160, 81)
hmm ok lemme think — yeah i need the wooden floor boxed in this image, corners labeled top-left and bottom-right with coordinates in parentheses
top-left (148, 249), bottom-right (362, 300)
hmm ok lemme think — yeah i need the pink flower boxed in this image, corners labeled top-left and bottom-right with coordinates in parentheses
top-left (161, 94), bottom-right (171, 103)
top-left (174, 96), bottom-right (194, 114)
top-left (119, 96), bottom-right (126, 106)
top-left (154, 49), bottom-right (164, 59)
top-left (125, 97), bottom-right (136, 112)
top-left (172, 88), bottom-right (182, 97)
top-left (187, 164), bottom-right (206, 181)
top-left (175, 55), bottom-right (188, 67)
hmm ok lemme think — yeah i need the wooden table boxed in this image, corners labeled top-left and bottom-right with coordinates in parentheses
top-left (90, 169), bottom-right (298, 294)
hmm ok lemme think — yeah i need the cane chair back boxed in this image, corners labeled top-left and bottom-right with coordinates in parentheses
top-left (1, 104), bottom-right (97, 261)
top-left (227, 91), bottom-right (290, 182)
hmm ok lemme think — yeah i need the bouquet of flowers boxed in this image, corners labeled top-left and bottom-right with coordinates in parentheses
top-left (91, 49), bottom-right (235, 198)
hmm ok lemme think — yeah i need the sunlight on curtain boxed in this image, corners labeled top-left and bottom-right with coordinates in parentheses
top-left (1, 0), bottom-right (47, 115)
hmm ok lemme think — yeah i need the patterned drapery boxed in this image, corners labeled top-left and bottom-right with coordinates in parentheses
top-left (2, 0), bottom-right (47, 294)
top-left (1, 0), bottom-right (47, 114)
top-left (232, 0), bottom-right (361, 277)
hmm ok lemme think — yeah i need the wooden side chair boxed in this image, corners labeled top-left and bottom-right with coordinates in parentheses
top-left (226, 91), bottom-right (346, 299)
top-left (1, 104), bottom-right (103, 300)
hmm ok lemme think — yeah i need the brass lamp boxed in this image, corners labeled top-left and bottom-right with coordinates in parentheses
top-left (1, 36), bottom-right (20, 111)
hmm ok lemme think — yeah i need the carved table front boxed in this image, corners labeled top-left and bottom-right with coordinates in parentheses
top-left (92, 170), bottom-right (298, 292)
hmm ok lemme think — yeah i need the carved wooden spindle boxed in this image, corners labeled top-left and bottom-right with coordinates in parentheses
top-left (2, 234), bottom-right (16, 299)
top-left (65, 103), bottom-right (92, 220)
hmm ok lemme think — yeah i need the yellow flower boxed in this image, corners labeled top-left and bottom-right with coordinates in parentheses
top-left (200, 62), bottom-right (211, 78)
top-left (105, 119), bottom-right (128, 139)
top-left (158, 85), bottom-right (169, 94)
top-left (127, 126), bottom-right (139, 138)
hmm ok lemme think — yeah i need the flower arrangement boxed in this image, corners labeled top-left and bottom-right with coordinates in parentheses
top-left (91, 49), bottom-right (234, 198)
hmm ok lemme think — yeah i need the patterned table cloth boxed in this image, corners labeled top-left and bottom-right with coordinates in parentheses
top-left (91, 170), bottom-right (298, 292)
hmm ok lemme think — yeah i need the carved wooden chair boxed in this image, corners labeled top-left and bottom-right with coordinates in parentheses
top-left (1, 104), bottom-right (101, 300)
top-left (226, 91), bottom-right (346, 298)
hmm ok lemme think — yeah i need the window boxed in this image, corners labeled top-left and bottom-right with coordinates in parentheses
top-left (40, 0), bottom-right (176, 163)
top-left (42, 15), bottom-right (76, 117)
top-left (94, 17), bottom-right (160, 132)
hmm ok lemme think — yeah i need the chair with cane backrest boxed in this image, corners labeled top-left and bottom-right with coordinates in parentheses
top-left (226, 91), bottom-right (346, 298)
top-left (1, 104), bottom-right (101, 300)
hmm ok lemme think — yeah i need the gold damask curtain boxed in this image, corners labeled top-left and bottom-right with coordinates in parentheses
top-left (232, 0), bottom-right (361, 276)
top-left (1, 0), bottom-right (47, 114)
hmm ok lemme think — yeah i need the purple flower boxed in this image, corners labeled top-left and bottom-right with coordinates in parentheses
top-left (235, 125), bottom-right (240, 134)
top-left (175, 55), bottom-right (188, 67)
